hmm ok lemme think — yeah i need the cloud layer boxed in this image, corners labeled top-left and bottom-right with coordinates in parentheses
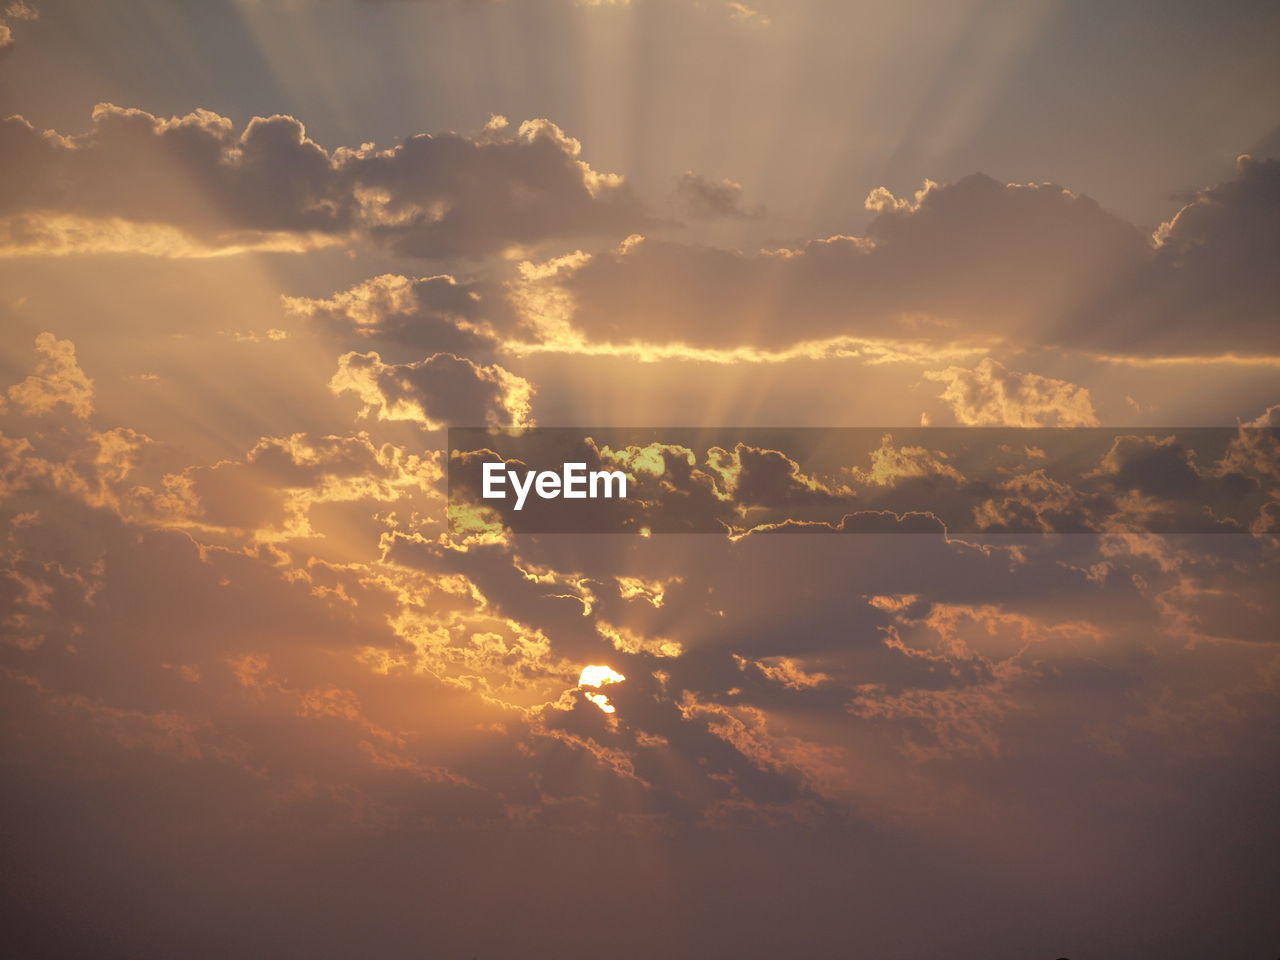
top-left (0, 106), bottom-right (644, 258)
top-left (514, 162), bottom-right (1280, 358)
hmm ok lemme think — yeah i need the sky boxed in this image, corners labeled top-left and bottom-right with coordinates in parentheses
top-left (1, 1), bottom-right (1279, 957)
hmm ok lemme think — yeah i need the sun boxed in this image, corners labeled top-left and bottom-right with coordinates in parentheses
top-left (578, 664), bottom-right (625, 713)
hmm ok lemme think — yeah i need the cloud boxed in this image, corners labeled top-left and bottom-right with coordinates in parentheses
top-left (4, 11), bottom-right (1280, 953)
top-left (449, 427), bottom-right (1275, 536)
top-left (527, 175), bottom-right (1146, 352)
top-left (512, 161), bottom-right (1280, 359)
top-left (0, 344), bottom-right (154, 513)
top-left (0, 106), bottom-right (645, 259)
top-left (0, 1), bottom-right (31, 54)
top-left (924, 357), bottom-right (1099, 426)
top-left (705, 442), bottom-right (848, 509)
top-left (1076, 433), bottom-right (1263, 533)
top-left (723, 1), bottom-right (769, 25)
top-left (356, 116), bottom-right (645, 258)
top-left (330, 351), bottom-right (535, 429)
top-left (848, 434), bottom-right (965, 487)
top-left (5, 333), bottom-right (1280, 941)
top-left (1061, 155), bottom-right (1280, 356)
top-left (1218, 405), bottom-right (1280, 483)
top-left (735, 654), bottom-right (829, 690)
top-left (282, 273), bottom-right (507, 355)
top-left (597, 621), bottom-right (682, 658)
top-left (1156, 156), bottom-right (1280, 259)
top-left (448, 436), bottom-right (862, 534)
top-left (4, 333), bottom-right (94, 419)
top-left (3, 2), bottom-right (38, 21)
top-left (161, 432), bottom-right (443, 538)
top-left (675, 171), bottom-right (762, 220)
top-left (0, 213), bottom-right (342, 258)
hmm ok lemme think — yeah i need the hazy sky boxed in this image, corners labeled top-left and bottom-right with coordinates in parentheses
top-left (2, 1), bottom-right (1279, 957)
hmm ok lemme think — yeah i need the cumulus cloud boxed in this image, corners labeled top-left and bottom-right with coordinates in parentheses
top-left (522, 174), bottom-right (1146, 352)
top-left (0, 106), bottom-right (644, 259)
top-left (0, 339), bottom-right (155, 513)
top-left (1073, 433), bottom-right (1264, 533)
top-left (1060, 155), bottom-right (1280, 355)
top-left (705, 442), bottom-right (848, 509)
top-left (510, 161), bottom-right (1280, 359)
top-left (925, 357), bottom-right (1099, 426)
top-left (282, 273), bottom-right (508, 355)
top-left (4, 333), bottom-right (94, 419)
top-left (1219, 405), bottom-right (1280, 483)
top-left (330, 351), bottom-right (535, 429)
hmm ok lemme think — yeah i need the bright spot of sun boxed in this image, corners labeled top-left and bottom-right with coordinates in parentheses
top-left (579, 664), bottom-right (625, 688)
top-left (578, 664), bottom-right (625, 713)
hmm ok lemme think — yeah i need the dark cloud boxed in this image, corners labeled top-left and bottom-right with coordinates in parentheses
top-left (283, 273), bottom-right (509, 357)
top-left (4, 332), bottom-right (1280, 956)
top-left (355, 117), bottom-right (645, 258)
top-left (330, 350), bottom-right (535, 429)
top-left (0, 107), bottom-right (340, 234)
top-left (1059, 155), bottom-right (1280, 354)
top-left (675, 170), bottom-right (763, 220)
top-left (446, 436), bottom-right (854, 535)
top-left (523, 162), bottom-right (1280, 357)
top-left (709, 442), bottom-right (847, 508)
top-left (0, 106), bottom-right (645, 258)
top-left (2, 4), bottom-right (1279, 955)
top-left (551, 174), bottom-right (1147, 349)
top-left (446, 427), bottom-right (1278, 535)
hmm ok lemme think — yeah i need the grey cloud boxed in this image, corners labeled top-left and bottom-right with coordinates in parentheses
top-left (446, 437), bottom-right (853, 535)
top-left (529, 162), bottom-right (1279, 357)
top-left (330, 350), bottom-right (535, 429)
top-left (355, 118), bottom-right (645, 258)
top-left (0, 107), bottom-right (340, 235)
top-left (6, 368), bottom-right (1280, 956)
top-left (0, 106), bottom-right (646, 259)
top-left (675, 171), bottom-right (763, 220)
top-left (1059, 155), bottom-right (1280, 354)
top-left (447, 428), bottom-right (1277, 536)
top-left (710, 442), bottom-right (847, 508)
top-left (554, 174), bottom-right (1147, 350)
top-left (283, 273), bottom-right (509, 357)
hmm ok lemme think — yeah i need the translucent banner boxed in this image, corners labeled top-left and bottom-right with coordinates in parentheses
top-left (447, 427), bottom-right (1280, 535)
